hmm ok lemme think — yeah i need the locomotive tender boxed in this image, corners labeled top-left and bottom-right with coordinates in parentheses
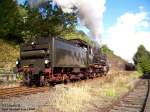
top-left (16, 37), bottom-right (109, 86)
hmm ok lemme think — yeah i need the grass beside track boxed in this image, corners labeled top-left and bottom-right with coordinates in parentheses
top-left (38, 70), bottom-right (140, 112)
top-left (0, 39), bottom-right (19, 69)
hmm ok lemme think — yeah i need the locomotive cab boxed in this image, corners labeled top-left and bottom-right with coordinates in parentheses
top-left (90, 47), bottom-right (109, 75)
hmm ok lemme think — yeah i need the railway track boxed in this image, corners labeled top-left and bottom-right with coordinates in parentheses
top-left (0, 76), bottom-right (103, 99)
top-left (108, 79), bottom-right (150, 112)
top-left (0, 86), bottom-right (49, 98)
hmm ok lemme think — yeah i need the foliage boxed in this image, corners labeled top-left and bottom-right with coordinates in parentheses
top-left (0, 0), bottom-right (24, 43)
top-left (101, 45), bottom-right (113, 54)
top-left (0, 0), bottom-right (77, 43)
top-left (0, 39), bottom-right (19, 69)
top-left (133, 45), bottom-right (150, 74)
top-left (21, 0), bottom-right (77, 42)
top-left (61, 31), bottom-right (93, 44)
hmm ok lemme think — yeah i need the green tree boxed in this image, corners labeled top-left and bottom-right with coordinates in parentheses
top-left (133, 45), bottom-right (150, 74)
top-left (0, 0), bottom-right (23, 43)
top-left (22, 0), bottom-right (77, 41)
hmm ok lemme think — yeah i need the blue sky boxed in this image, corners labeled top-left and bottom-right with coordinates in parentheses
top-left (103, 0), bottom-right (150, 30)
top-left (17, 0), bottom-right (24, 4)
top-left (17, 0), bottom-right (150, 62)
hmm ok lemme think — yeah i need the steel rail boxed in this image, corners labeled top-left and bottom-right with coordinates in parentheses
top-left (141, 79), bottom-right (150, 112)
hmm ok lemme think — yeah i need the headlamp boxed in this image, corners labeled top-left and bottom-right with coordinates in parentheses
top-left (16, 60), bottom-right (19, 65)
top-left (44, 60), bottom-right (49, 64)
top-left (31, 42), bottom-right (35, 45)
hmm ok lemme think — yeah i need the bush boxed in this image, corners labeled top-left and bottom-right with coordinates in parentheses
top-left (133, 45), bottom-right (150, 74)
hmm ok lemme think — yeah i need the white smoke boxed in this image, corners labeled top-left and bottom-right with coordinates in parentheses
top-left (28, 0), bottom-right (106, 44)
top-left (55, 0), bottom-right (106, 43)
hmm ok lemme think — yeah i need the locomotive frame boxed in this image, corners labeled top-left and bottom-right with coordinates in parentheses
top-left (16, 37), bottom-right (109, 86)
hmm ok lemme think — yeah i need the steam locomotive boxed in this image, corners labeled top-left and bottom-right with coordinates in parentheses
top-left (16, 37), bottom-right (109, 86)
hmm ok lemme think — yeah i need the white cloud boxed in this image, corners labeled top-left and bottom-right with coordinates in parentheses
top-left (102, 10), bottom-right (150, 62)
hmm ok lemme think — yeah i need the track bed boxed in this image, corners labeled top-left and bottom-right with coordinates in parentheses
top-left (108, 79), bottom-right (150, 112)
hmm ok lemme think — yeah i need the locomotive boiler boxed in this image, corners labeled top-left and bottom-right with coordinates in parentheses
top-left (16, 37), bottom-right (109, 86)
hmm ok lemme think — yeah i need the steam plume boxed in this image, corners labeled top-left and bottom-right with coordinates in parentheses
top-left (28, 0), bottom-right (106, 44)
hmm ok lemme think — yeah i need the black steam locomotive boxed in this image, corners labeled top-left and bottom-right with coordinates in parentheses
top-left (16, 37), bottom-right (109, 86)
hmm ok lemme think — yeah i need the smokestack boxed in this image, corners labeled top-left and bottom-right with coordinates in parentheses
top-left (28, 0), bottom-right (106, 44)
